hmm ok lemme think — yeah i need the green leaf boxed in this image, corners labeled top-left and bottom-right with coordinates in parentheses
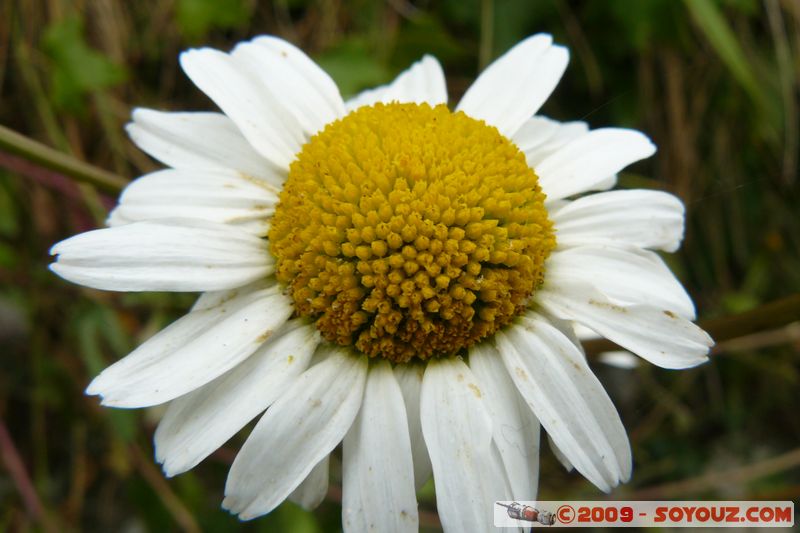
top-left (0, 243), bottom-right (18, 270)
top-left (75, 305), bottom-right (136, 442)
top-left (315, 39), bottom-right (392, 97)
top-left (41, 17), bottom-right (127, 113)
top-left (176, 0), bottom-right (251, 40)
top-left (604, 0), bottom-right (686, 52)
top-left (393, 14), bottom-right (466, 69)
top-left (492, 0), bottom-right (559, 56)
top-left (273, 501), bottom-right (320, 533)
top-left (683, 0), bottom-right (763, 108)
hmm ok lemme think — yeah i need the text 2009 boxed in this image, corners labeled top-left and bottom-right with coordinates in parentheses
top-left (577, 506), bottom-right (634, 523)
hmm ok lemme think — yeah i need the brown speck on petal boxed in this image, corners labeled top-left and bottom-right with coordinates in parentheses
top-left (256, 330), bottom-right (273, 343)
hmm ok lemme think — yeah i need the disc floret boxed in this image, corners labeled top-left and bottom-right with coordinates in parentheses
top-left (269, 102), bottom-right (555, 362)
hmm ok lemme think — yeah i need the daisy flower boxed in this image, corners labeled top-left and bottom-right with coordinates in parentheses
top-left (50, 34), bottom-right (713, 531)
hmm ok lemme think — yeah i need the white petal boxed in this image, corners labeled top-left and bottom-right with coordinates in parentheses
top-left (154, 321), bottom-right (319, 476)
top-left (497, 314), bottom-right (632, 491)
top-left (457, 34), bottom-right (569, 137)
top-left (598, 351), bottom-right (640, 369)
top-left (469, 343), bottom-right (540, 501)
top-left (189, 279), bottom-right (264, 312)
top-left (393, 364), bottom-right (432, 490)
top-left (521, 120), bottom-right (590, 169)
top-left (126, 109), bottom-right (284, 186)
top-left (552, 315), bottom-right (589, 351)
top-left (105, 209), bottom-right (132, 227)
top-left (232, 38), bottom-right (344, 136)
top-left (342, 361), bottom-right (418, 533)
top-left (345, 55), bottom-right (447, 111)
top-left (289, 455), bottom-right (330, 511)
top-left (551, 189), bottom-right (685, 252)
top-left (86, 286), bottom-right (293, 408)
top-left (489, 442), bottom-right (516, 502)
top-left (107, 169), bottom-right (278, 234)
top-left (537, 280), bottom-right (713, 369)
top-left (537, 128), bottom-right (656, 201)
top-left (512, 116), bottom-right (561, 152)
top-left (548, 434), bottom-right (574, 471)
top-left (223, 350), bottom-right (368, 520)
top-left (180, 48), bottom-right (303, 169)
top-left (251, 37), bottom-right (344, 113)
top-left (547, 245), bottom-right (696, 319)
top-left (420, 358), bottom-right (504, 533)
top-left (50, 219), bottom-right (272, 292)
top-left (574, 323), bottom-right (602, 341)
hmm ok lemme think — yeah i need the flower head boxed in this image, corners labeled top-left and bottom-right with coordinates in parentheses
top-left (50, 34), bottom-right (713, 531)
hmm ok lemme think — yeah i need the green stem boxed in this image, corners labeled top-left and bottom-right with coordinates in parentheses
top-left (0, 124), bottom-right (128, 194)
top-left (583, 293), bottom-right (800, 356)
top-left (631, 446), bottom-right (800, 499)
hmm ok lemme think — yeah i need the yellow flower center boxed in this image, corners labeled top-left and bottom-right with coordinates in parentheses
top-left (268, 102), bottom-right (555, 363)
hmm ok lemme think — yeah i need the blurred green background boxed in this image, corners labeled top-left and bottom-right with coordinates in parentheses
top-left (1, 0), bottom-right (799, 531)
